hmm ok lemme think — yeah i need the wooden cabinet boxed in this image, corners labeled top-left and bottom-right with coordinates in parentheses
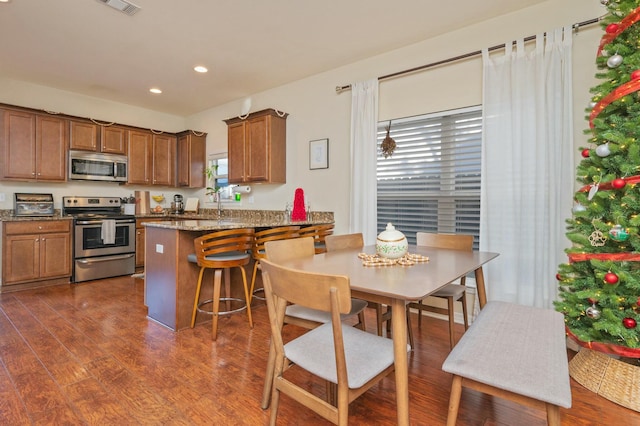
top-left (0, 109), bottom-right (67, 182)
top-left (177, 130), bottom-right (207, 188)
top-left (70, 119), bottom-right (128, 155)
top-left (2, 221), bottom-right (71, 288)
top-left (152, 133), bottom-right (176, 186)
top-left (128, 130), bottom-right (176, 186)
top-left (135, 218), bottom-right (167, 269)
top-left (224, 108), bottom-right (287, 184)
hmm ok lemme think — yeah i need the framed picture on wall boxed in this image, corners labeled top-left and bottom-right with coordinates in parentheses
top-left (309, 138), bottom-right (329, 170)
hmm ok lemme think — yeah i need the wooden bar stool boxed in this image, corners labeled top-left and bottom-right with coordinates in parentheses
top-left (249, 226), bottom-right (301, 303)
top-left (188, 228), bottom-right (255, 340)
top-left (297, 223), bottom-right (334, 253)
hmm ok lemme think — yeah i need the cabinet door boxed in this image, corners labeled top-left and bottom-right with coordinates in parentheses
top-left (69, 120), bottom-right (98, 151)
top-left (246, 115), bottom-right (270, 182)
top-left (227, 122), bottom-right (247, 183)
top-left (177, 133), bottom-right (206, 187)
top-left (135, 227), bottom-right (145, 268)
top-left (36, 115), bottom-right (68, 181)
top-left (152, 134), bottom-right (176, 186)
top-left (128, 130), bottom-right (153, 184)
top-left (101, 125), bottom-right (128, 155)
top-left (3, 234), bottom-right (40, 284)
top-left (1, 109), bottom-right (36, 179)
top-left (39, 232), bottom-right (71, 279)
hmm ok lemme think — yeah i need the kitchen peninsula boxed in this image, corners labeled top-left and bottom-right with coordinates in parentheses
top-left (143, 211), bottom-right (333, 331)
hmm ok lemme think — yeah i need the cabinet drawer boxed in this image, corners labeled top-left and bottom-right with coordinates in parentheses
top-left (5, 220), bottom-right (71, 235)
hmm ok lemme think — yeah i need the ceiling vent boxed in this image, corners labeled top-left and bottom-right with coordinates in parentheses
top-left (96, 0), bottom-right (141, 16)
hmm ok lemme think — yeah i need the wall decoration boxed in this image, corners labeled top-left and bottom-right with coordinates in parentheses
top-left (309, 138), bottom-right (329, 170)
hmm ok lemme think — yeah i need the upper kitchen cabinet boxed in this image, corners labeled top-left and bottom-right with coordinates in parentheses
top-left (0, 108), bottom-right (67, 182)
top-left (128, 129), bottom-right (176, 186)
top-left (177, 130), bottom-right (207, 188)
top-left (224, 108), bottom-right (287, 184)
top-left (69, 119), bottom-right (128, 155)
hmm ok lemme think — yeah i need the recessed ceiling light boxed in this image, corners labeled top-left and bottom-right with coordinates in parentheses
top-left (194, 66), bottom-right (208, 73)
top-left (149, 88), bottom-right (162, 94)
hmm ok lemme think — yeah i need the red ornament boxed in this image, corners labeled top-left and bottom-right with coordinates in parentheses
top-left (631, 70), bottom-right (640, 80)
top-left (290, 188), bottom-right (307, 221)
top-left (604, 272), bottom-right (619, 284)
top-left (556, 273), bottom-right (562, 281)
top-left (606, 23), bottom-right (619, 34)
top-left (637, 296), bottom-right (640, 306)
top-left (581, 148), bottom-right (590, 158)
top-left (622, 317), bottom-right (637, 329)
top-left (588, 298), bottom-right (598, 305)
top-left (611, 178), bottom-right (626, 189)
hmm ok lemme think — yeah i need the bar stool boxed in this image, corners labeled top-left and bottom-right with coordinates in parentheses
top-left (188, 228), bottom-right (255, 340)
top-left (249, 226), bottom-right (301, 303)
top-left (297, 223), bottom-right (334, 253)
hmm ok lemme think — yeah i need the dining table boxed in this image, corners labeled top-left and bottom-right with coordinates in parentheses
top-left (274, 244), bottom-right (499, 426)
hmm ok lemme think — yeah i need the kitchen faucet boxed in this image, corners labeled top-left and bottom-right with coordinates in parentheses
top-left (217, 193), bottom-right (223, 218)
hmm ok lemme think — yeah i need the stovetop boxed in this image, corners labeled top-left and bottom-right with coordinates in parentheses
top-left (62, 196), bottom-right (133, 220)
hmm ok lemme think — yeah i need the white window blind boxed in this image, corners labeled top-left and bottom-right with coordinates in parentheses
top-left (377, 106), bottom-right (482, 247)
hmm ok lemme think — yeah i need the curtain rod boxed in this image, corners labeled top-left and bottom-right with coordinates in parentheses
top-left (335, 16), bottom-right (602, 93)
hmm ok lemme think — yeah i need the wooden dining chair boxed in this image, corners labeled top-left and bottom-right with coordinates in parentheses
top-left (407, 232), bottom-right (474, 349)
top-left (297, 223), bottom-right (334, 253)
top-left (260, 237), bottom-right (367, 409)
top-left (249, 225), bottom-right (301, 303)
top-left (261, 258), bottom-right (399, 425)
top-left (187, 228), bottom-right (255, 340)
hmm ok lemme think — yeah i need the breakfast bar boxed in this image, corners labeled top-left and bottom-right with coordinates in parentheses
top-left (143, 215), bottom-right (332, 331)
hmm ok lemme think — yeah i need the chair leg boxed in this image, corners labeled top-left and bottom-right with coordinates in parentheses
top-left (261, 339), bottom-right (276, 409)
top-left (417, 300), bottom-right (424, 327)
top-left (446, 375), bottom-right (463, 426)
top-left (375, 303), bottom-right (384, 336)
top-left (190, 267), bottom-right (206, 328)
top-left (356, 311), bottom-right (366, 331)
top-left (237, 265), bottom-right (253, 328)
top-left (211, 269), bottom-right (223, 341)
top-left (249, 260), bottom-right (260, 304)
top-left (460, 293), bottom-right (469, 330)
top-left (447, 296), bottom-right (456, 349)
top-left (406, 307), bottom-right (414, 349)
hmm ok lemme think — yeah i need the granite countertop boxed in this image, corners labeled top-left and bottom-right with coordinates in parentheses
top-left (143, 217), bottom-right (332, 231)
top-left (0, 209), bottom-right (334, 228)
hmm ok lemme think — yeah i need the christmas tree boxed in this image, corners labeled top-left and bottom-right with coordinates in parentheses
top-left (555, 0), bottom-right (640, 357)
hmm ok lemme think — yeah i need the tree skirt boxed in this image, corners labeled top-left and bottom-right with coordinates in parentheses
top-left (569, 348), bottom-right (640, 413)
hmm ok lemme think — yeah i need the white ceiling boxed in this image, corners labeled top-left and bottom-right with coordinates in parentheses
top-left (0, 0), bottom-right (547, 116)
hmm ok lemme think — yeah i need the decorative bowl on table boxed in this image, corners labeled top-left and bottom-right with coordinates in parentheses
top-left (376, 223), bottom-right (408, 259)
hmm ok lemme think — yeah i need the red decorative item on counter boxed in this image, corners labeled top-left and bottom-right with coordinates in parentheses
top-left (290, 188), bottom-right (307, 221)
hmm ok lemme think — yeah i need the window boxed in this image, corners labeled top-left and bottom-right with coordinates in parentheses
top-left (377, 106), bottom-right (482, 247)
top-left (207, 154), bottom-right (233, 203)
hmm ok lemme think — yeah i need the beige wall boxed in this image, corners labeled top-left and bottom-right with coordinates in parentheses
top-left (0, 0), bottom-right (604, 233)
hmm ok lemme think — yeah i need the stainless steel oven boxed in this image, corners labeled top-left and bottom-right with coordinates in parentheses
top-left (63, 196), bottom-right (136, 283)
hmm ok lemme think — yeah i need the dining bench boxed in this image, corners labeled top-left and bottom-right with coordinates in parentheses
top-left (442, 301), bottom-right (571, 426)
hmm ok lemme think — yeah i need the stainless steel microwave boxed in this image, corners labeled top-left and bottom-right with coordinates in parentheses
top-left (69, 150), bottom-right (128, 182)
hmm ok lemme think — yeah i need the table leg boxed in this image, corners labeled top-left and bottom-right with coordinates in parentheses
top-left (474, 266), bottom-right (487, 309)
top-left (391, 298), bottom-right (409, 426)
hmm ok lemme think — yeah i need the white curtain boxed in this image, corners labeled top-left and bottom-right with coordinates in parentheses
top-left (350, 79), bottom-right (379, 245)
top-left (480, 27), bottom-right (574, 309)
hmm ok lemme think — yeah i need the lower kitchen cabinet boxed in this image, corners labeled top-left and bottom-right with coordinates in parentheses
top-left (135, 218), bottom-right (167, 269)
top-left (2, 220), bottom-right (72, 291)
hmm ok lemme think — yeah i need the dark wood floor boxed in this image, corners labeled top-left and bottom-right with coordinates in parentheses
top-left (0, 276), bottom-right (638, 425)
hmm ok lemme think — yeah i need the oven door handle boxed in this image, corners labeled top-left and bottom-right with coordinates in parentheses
top-left (76, 253), bottom-right (135, 264)
top-left (75, 219), bottom-right (136, 225)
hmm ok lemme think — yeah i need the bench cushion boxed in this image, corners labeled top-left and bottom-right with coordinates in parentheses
top-left (442, 301), bottom-right (571, 408)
